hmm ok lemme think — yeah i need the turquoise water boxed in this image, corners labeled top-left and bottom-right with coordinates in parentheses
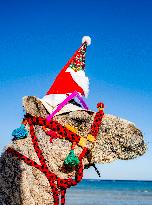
top-left (66, 180), bottom-right (152, 205)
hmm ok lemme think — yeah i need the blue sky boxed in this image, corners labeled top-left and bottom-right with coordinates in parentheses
top-left (0, 0), bottom-right (152, 180)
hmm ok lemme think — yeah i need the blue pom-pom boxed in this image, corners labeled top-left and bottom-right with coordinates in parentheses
top-left (12, 124), bottom-right (28, 140)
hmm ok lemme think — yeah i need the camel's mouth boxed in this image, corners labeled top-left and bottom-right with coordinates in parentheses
top-left (116, 125), bottom-right (147, 160)
top-left (119, 141), bottom-right (146, 160)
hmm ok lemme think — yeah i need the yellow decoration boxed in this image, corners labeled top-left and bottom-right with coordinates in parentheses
top-left (65, 125), bottom-right (97, 148)
top-left (87, 134), bottom-right (96, 142)
top-left (78, 137), bottom-right (87, 148)
top-left (65, 125), bottom-right (77, 133)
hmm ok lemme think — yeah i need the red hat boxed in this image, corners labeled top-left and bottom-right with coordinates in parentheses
top-left (41, 36), bottom-right (91, 110)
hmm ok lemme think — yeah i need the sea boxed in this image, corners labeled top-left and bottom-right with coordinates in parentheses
top-left (66, 179), bottom-right (152, 205)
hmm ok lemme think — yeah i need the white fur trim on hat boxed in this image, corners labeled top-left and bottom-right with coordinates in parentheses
top-left (66, 68), bottom-right (89, 97)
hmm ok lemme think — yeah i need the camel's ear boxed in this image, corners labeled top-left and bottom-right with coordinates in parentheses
top-left (22, 96), bottom-right (49, 117)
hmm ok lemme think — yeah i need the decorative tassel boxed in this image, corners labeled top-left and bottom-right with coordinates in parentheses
top-left (64, 150), bottom-right (80, 167)
top-left (12, 124), bottom-right (28, 140)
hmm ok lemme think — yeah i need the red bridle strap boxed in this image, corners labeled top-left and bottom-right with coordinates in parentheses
top-left (7, 106), bottom-right (104, 205)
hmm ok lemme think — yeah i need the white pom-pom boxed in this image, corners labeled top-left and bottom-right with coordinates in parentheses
top-left (82, 36), bottom-right (91, 46)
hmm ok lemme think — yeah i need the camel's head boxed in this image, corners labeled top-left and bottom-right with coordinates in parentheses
top-left (91, 115), bottom-right (146, 163)
top-left (18, 96), bottom-right (146, 177)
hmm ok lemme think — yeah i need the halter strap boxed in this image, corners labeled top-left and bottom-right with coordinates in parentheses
top-left (7, 103), bottom-right (104, 205)
top-left (7, 123), bottom-right (83, 205)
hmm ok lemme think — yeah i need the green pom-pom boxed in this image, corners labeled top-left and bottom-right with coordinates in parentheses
top-left (64, 150), bottom-right (80, 167)
top-left (12, 124), bottom-right (28, 140)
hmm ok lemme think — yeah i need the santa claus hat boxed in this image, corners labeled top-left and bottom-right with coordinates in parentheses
top-left (41, 36), bottom-right (91, 112)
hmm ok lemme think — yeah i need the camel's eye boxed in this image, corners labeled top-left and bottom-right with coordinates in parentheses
top-left (72, 119), bottom-right (85, 126)
top-left (104, 127), bottom-right (111, 133)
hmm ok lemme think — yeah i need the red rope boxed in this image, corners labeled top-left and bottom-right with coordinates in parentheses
top-left (7, 123), bottom-right (83, 205)
top-left (61, 189), bottom-right (66, 205)
top-left (7, 105), bottom-right (104, 205)
top-left (25, 115), bottom-right (81, 144)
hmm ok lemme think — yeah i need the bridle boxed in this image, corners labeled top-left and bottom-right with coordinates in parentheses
top-left (7, 92), bottom-right (104, 205)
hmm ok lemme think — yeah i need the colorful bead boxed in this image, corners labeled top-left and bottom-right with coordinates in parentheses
top-left (97, 102), bottom-right (104, 110)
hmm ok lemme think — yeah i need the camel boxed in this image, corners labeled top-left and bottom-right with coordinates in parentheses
top-left (0, 96), bottom-right (146, 205)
